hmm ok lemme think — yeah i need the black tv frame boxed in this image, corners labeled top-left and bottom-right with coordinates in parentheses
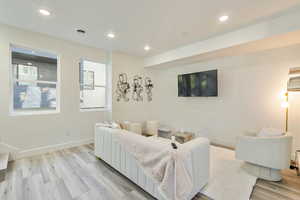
top-left (178, 69), bottom-right (218, 97)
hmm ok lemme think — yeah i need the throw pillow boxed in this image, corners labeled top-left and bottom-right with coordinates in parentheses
top-left (257, 128), bottom-right (284, 137)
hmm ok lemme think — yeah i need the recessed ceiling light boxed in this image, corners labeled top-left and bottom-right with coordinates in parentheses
top-left (219, 15), bottom-right (229, 22)
top-left (39, 9), bottom-right (51, 16)
top-left (27, 62), bottom-right (32, 66)
top-left (144, 45), bottom-right (151, 51)
top-left (107, 32), bottom-right (115, 39)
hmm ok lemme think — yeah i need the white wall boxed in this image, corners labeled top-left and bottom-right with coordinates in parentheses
top-left (0, 24), bottom-right (111, 151)
top-left (112, 52), bottom-right (151, 122)
top-left (113, 45), bottom-right (300, 151)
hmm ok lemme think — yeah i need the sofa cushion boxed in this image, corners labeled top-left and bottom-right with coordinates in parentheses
top-left (119, 121), bottom-right (131, 130)
top-left (257, 128), bottom-right (284, 137)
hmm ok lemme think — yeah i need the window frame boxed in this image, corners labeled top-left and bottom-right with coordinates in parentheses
top-left (79, 58), bottom-right (109, 112)
top-left (9, 44), bottom-right (61, 116)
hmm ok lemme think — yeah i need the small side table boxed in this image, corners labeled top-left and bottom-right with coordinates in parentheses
top-left (142, 132), bottom-right (155, 137)
top-left (173, 132), bottom-right (194, 143)
top-left (158, 127), bottom-right (172, 139)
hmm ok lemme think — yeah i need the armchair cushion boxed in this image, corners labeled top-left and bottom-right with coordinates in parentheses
top-left (257, 128), bottom-right (284, 137)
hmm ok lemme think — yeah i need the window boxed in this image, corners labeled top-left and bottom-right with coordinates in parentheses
top-left (80, 60), bottom-right (107, 110)
top-left (11, 45), bottom-right (59, 114)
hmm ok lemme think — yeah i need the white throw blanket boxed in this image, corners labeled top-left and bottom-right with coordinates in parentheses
top-left (116, 132), bottom-right (193, 200)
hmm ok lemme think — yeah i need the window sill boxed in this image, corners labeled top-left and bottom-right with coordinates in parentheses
top-left (10, 110), bottom-right (60, 116)
top-left (80, 107), bottom-right (111, 112)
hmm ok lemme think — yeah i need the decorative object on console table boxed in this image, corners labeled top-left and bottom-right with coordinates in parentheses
top-left (173, 131), bottom-right (194, 144)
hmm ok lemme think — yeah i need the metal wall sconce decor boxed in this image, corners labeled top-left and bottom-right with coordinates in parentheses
top-left (132, 75), bottom-right (144, 102)
top-left (116, 73), bottom-right (154, 102)
top-left (145, 77), bottom-right (154, 102)
top-left (116, 73), bottom-right (130, 102)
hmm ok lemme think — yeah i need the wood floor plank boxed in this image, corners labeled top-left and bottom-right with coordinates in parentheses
top-left (55, 178), bottom-right (73, 200)
top-left (252, 184), bottom-right (295, 200)
top-left (255, 180), bottom-right (300, 199)
top-left (251, 173), bottom-right (300, 200)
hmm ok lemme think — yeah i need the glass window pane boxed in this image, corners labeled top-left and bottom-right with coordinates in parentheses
top-left (83, 70), bottom-right (94, 90)
top-left (80, 60), bottom-right (106, 109)
top-left (82, 60), bottom-right (106, 86)
top-left (11, 45), bottom-right (58, 113)
top-left (14, 82), bottom-right (57, 111)
top-left (37, 61), bottom-right (57, 82)
top-left (12, 46), bottom-right (57, 82)
top-left (80, 87), bottom-right (106, 109)
top-left (16, 64), bottom-right (38, 84)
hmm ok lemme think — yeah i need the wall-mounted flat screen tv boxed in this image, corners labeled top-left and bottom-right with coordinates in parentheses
top-left (178, 69), bottom-right (218, 97)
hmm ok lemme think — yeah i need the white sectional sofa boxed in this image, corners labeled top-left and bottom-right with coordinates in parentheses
top-left (94, 126), bottom-right (210, 200)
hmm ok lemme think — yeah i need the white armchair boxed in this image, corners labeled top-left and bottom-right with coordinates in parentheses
top-left (236, 135), bottom-right (292, 181)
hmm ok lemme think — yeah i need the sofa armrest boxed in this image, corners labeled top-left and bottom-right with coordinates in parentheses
top-left (181, 137), bottom-right (210, 194)
top-left (236, 136), bottom-right (292, 169)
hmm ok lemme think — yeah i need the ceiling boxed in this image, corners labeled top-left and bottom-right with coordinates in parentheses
top-left (1, 0), bottom-right (300, 57)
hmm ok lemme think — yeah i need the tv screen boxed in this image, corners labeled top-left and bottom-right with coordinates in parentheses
top-left (178, 70), bottom-right (218, 97)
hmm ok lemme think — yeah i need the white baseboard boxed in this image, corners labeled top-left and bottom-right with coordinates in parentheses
top-left (0, 142), bottom-right (20, 153)
top-left (16, 138), bottom-right (94, 160)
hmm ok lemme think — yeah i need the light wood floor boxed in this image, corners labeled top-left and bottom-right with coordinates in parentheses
top-left (0, 144), bottom-right (300, 200)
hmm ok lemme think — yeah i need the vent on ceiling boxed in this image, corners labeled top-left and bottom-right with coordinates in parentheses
top-left (288, 67), bottom-right (300, 92)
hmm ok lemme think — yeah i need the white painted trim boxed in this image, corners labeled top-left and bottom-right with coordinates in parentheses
top-left (13, 79), bottom-right (57, 85)
top-left (10, 110), bottom-right (59, 116)
top-left (16, 138), bottom-right (94, 159)
top-left (80, 108), bottom-right (111, 112)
